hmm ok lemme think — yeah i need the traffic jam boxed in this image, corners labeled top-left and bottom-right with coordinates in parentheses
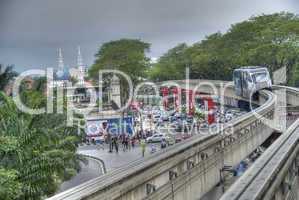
top-left (132, 86), bottom-right (248, 146)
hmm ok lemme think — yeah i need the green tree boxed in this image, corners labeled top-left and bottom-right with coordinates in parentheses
top-left (89, 39), bottom-right (151, 106)
top-left (0, 64), bottom-right (17, 91)
top-left (149, 43), bottom-right (189, 81)
top-left (194, 110), bottom-right (205, 122)
top-left (70, 76), bottom-right (78, 85)
top-left (0, 166), bottom-right (22, 200)
top-left (0, 81), bottom-right (85, 199)
top-left (89, 39), bottom-right (150, 83)
top-left (149, 12), bottom-right (299, 85)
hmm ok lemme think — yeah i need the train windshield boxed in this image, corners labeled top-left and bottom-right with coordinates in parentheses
top-left (233, 71), bottom-right (242, 87)
top-left (252, 72), bottom-right (268, 83)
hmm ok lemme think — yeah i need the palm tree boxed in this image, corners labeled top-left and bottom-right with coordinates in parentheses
top-left (0, 91), bottom-right (85, 200)
top-left (0, 64), bottom-right (18, 91)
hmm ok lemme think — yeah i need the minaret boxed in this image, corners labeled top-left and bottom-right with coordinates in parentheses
top-left (58, 48), bottom-right (64, 71)
top-left (77, 46), bottom-right (84, 69)
top-left (77, 46), bottom-right (85, 85)
top-left (56, 48), bottom-right (66, 83)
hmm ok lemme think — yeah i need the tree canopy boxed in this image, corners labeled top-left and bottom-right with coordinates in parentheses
top-left (0, 64), bottom-right (17, 91)
top-left (89, 39), bottom-right (151, 84)
top-left (89, 39), bottom-right (151, 106)
top-left (148, 43), bottom-right (190, 82)
top-left (0, 79), bottom-right (85, 200)
top-left (149, 12), bottom-right (299, 86)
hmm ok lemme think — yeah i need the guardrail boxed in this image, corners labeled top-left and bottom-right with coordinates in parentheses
top-left (47, 81), bottom-right (275, 200)
top-left (79, 154), bottom-right (107, 174)
top-left (221, 86), bottom-right (299, 200)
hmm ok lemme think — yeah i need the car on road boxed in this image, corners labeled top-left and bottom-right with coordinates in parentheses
top-left (164, 134), bottom-right (176, 145)
top-left (174, 112), bottom-right (187, 119)
top-left (153, 114), bottom-right (161, 123)
top-left (186, 116), bottom-right (194, 123)
top-left (169, 116), bottom-right (177, 123)
top-left (199, 122), bottom-right (209, 129)
top-left (146, 133), bottom-right (172, 143)
top-left (182, 133), bottom-right (193, 140)
top-left (161, 114), bottom-right (169, 121)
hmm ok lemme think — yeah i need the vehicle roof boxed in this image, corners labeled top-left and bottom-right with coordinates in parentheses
top-left (234, 66), bottom-right (268, 72)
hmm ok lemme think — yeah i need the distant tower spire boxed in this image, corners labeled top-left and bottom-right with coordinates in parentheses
top-left (58, 48), bottom-right (64, 70)
top-left (77, 46), bottom-right (85, 85)
top-left (77, 46), bottom-right (84, 68)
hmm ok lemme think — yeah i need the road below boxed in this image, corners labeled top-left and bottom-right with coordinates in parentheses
top-left (57, 156), bottom-right (104, 193)
top-left (78, 143), bottom-right (163, 172)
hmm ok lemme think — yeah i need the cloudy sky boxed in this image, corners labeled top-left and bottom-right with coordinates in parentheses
top-left (0, 0), bottom-right (298, 72)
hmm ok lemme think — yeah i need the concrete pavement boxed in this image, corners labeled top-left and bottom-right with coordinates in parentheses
top-left (78, 143), bottom-right (162, 172)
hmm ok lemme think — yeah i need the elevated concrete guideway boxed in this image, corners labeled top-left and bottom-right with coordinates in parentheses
top-left (47, 79), bottom-right (288, 200)
top-left (221, 86), bottom-right (299, 200)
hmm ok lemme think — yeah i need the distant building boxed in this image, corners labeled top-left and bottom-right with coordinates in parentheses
top-left (50, 47), bottom-right (88, 88)
top-left (69, 46), bottom-right (88, 86)
top-left (50, 48), bottom-right (71, 88)
top-left (47, 47), bottom-right (123, 111)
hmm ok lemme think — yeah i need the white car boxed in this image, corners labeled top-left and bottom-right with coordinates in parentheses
top-left (146, 133), bottom-right (171, 143)
top-left (153, 115), bottom-right (161, 123)
top-left (225, 113), bottom-right (234, 119)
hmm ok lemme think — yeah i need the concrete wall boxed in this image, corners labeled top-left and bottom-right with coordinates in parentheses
top-left (221, 86), bottom-right (299, 200)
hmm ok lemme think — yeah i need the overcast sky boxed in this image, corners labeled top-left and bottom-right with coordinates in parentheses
top-left (0, 0), bottom-right (298, 72)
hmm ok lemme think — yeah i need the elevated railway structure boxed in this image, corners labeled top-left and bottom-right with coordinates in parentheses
top-left (48, 80), bottom-right (299, 200)
top-left (221, 86), bottom-right (299, 200)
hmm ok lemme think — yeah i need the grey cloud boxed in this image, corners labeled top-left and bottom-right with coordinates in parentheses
top-left (0, 0), bottom-right (298, 72)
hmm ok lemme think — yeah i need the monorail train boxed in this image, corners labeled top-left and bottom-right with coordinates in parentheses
top-left (233, 67), bottom-right (272, 99)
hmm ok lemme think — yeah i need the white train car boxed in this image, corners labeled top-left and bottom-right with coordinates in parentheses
top-left (233, 66), bottom-right (272, 99)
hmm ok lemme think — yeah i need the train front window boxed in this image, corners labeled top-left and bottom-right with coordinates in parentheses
top-left (246, 73), bottom-right (252, 83)
top-left (233, 71), bottom-right (241, 87)
top-left (252, 72), bottom-right (267, 83)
